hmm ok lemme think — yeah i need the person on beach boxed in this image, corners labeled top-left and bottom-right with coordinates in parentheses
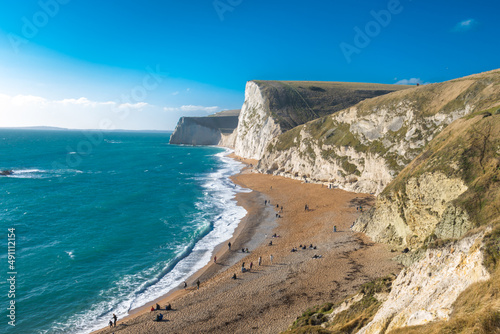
top-left (183, 281), bottom-right (187, 289)
top-left (113, 313), bottom-right (117, 327)
top-left (258, 256), bottom-right (262, 266)
top-left (280, 206), bottom-right (283, 212)
top-left (196, 279), bottom-right (200, 290)
top-left (228, 242), bottom-right (231, 250)
top-left (109, 320), bottom-right (113, 328)
top-left (156, 303), bottom-right (160, 310)
top-left (165, 303), bottom-right (172, 310)
top-left (150, 306), bottom-right (155, 312)
top-left (214, 256), bottom-right (217, 264)
top-left (265, 200), bottom-right (267, 205)
top-left (250, 262), bottom-right (253, 270)
top-left (270, 254), bottom-right (274, 264)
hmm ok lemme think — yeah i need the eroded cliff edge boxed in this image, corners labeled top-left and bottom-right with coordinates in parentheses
top-left (234, 80), bottom-right (411, 160)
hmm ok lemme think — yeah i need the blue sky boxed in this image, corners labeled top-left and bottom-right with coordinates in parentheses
top-left (0, 0), bottom-right (498, 130)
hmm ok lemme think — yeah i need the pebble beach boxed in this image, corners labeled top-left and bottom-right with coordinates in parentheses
top-left (92, 157), bottom-right (402, 334)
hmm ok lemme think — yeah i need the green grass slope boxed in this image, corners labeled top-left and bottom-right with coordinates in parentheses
top-left (252, 80), bottom-right (412, 132)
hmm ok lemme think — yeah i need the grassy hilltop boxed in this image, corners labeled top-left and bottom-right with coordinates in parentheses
top-left (252, 80), bottom-right (412, 132)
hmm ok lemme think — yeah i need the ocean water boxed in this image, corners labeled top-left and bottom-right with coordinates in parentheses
top-left (0, 129), bottom-right (248, 334)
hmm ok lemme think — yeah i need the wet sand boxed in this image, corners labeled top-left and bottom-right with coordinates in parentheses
top-left (93, 159), bottom-right (402, 334)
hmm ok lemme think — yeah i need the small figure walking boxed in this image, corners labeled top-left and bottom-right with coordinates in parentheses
top-left (333, 225), bottom-right (337, 232)
top-left (196, 279), bottom-right (200, 290)
top-left (270, 254), bottom-right (274, 265)
top-left (228, 242), bottom-right (231, 250)
top-left (258, 256), bottom-right (262, 266)
top-left (113, 313), bottom-right (117, 327)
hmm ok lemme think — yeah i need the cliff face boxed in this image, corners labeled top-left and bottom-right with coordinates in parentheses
top-left (288, 106), bottom-right (500, 334)
top-left (169, 113), bottom-right (239, 146)
top-left (234, 80), bottom-right (412, 160)
top-left (353, 109), bottom-right (500, 250)
top-left (352, 172), bottom-right (470, 249)
top-left (357, 233), bottom-right (490, 334)
top-left (348, 109), bottom-right (500, 333)
top-left (258, 69), bottom-right (500, 195)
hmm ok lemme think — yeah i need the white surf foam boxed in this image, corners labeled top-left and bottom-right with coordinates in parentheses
top-left (57, 149), bottom-right (250, 334)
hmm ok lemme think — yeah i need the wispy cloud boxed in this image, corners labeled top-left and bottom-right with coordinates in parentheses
top-left (0, 94), bottom-right (153, 110)
top-left (395, 78), bottom-right (429, 85)
top-left (452, 19), bottom-right (477, 32)
top-left (163, 105), bottom-right (219, 113)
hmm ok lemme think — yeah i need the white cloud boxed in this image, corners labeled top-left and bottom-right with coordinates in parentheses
top-left (172, 91), bottom-right (179, 96)
top-left (163, 105), bottom-right (219, 113)
top-left (395, 78), bottom-right (429, 85)
top-left (57, 97), bottom-right (117, 108)
top-left (0, 93), bottom-right (158, 129)
top-left (10, 94), bottom-right (48, 107)
top-left (452, 19), bottom-right (477, 32)
top-left (117, 102), bottom-right (149, 110)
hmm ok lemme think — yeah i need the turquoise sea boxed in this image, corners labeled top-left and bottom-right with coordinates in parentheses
top-left (0, 129), bottom-right (248, 334)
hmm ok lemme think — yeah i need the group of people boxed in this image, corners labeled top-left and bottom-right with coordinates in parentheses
top-left (149, 302), bottom-right (173, 322)
top-left (291, 244), bottom-right (317, 252)
top-left (108, 313), bottom-right (117, 328)
top-left (240, 261), bottom-right (254, 273)
top-left (150, 303), bottom-right (172, 312)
